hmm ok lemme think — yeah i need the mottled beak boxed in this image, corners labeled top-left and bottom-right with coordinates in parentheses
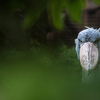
top-left (80, 42), bottom-right (99, 71)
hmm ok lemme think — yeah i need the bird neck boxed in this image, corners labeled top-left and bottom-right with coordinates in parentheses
top-left (82, 62), bottom-right (100, 85)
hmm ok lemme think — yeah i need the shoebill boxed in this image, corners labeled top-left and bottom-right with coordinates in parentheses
top-left (75, 26), bottom-right (100, 84)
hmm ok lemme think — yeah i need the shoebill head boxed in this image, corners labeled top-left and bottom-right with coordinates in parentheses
top-left (75, 26), bottom-right (100, 72)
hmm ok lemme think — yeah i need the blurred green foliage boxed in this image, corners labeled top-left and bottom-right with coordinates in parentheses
top-left (0, 45), bottom-right (82, 100)
top-left (0, 1), bottom-right (100, 99)
top-left (93, 0), bottom-right (100, 4)
top-left (0, 45), bottom-right (100, 100)
top-left (5, 0), bottom-right (85, 29)
top-left (23, 0), bottom-right (85, 29)
top-left (66, 0), bottom-right (84, 23)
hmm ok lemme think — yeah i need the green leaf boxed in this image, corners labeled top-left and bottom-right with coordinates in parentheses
top-left (23, 10), bottom-right (42, 29)
top-left (22, 0), bottom-right (47, 29)
top-left (66, 0), bottom-right (85, 23)
top-left (48, 0), bottom-right (67, 30)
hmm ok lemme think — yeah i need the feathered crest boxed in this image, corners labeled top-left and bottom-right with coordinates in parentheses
top-left (85, 26), bottom-right (100, 31)
top-left (85, 26), bottom-right (90, 29)
top-left (85, 26), bottom-right (100, 32)
top-left (85, 26), bottom-right (94, 30)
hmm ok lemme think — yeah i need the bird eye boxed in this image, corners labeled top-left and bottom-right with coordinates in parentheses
top-left (94, 39), bottom-right (100, 44)
top-left (78, 38), bottom-right (82, 42)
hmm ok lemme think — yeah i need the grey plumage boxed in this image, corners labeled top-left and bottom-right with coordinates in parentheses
top-left (75, 26), bottom-right (100, 84)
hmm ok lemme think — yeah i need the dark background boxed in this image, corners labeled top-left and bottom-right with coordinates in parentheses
top-left (0, 0), bottom-right (99, 50)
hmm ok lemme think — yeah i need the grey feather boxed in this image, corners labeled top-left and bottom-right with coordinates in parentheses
top-left (85, 26), bottom-right (90, 29)
top-left (75, 38), bottom-right (80, 59)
